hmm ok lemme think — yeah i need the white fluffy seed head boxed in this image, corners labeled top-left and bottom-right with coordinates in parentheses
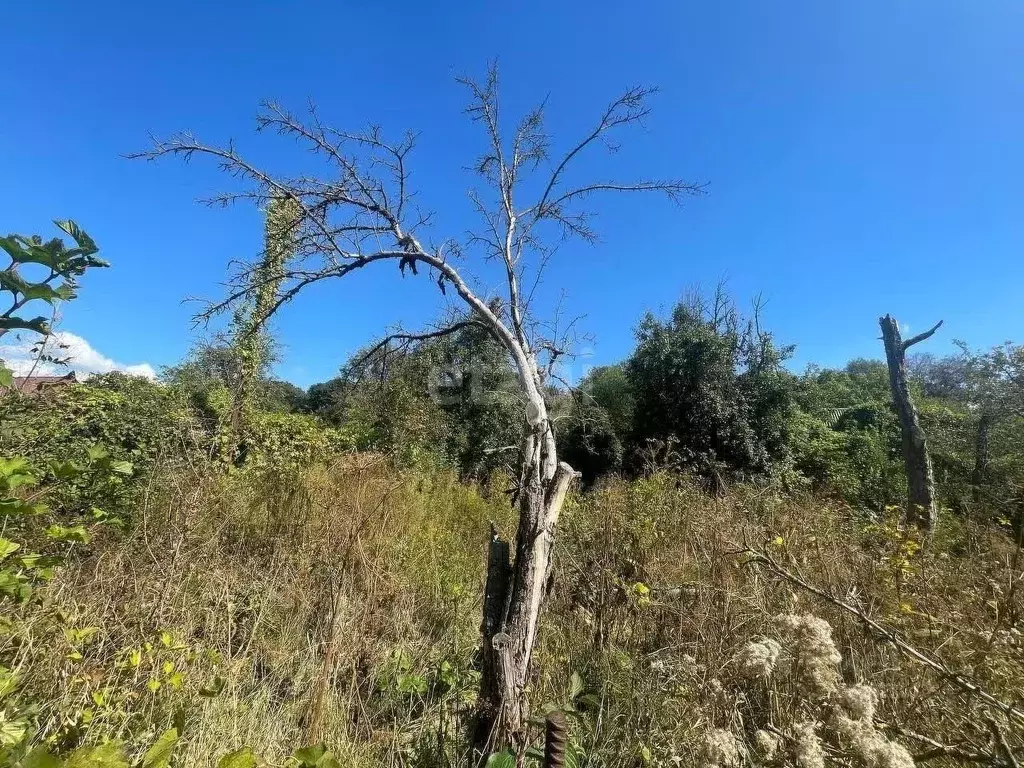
top-left (793, 721), bottom-right (826, 768)
top-left (701, 729), bottom-right (744, 768)
top-left (835, 684), bottom-right (915, 768)
top-left (840, 683), bottom-right (879, 722)
top-left (754, 729), bottom-right (781, 760)
top-left (776, 613), bottom-right (842, 695)
top-left (835, 713), bottom-right (915, 768)
top-left (736, 637), bottom-right (782, 678)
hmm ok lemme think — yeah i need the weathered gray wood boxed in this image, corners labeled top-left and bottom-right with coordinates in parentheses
top-left (880, 314), bottom-right (940, 528)
top-left (474, 452), bottom-right (576, 756)
top-left (474, 530), bottom-right (511, 753)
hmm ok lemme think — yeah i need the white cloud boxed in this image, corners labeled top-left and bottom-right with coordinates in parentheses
top-left (0, 331), bottom-right (156, 380)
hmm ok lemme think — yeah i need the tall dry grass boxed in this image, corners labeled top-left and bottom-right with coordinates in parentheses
top-left (5, 460), bottom-right (1022, 766)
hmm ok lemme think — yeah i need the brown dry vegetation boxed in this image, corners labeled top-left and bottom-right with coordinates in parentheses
top-left (5, 457), bottom-right (1023, 767)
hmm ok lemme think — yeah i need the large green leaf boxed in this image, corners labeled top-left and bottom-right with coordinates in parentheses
top-left (0, 316), bottom-right (50, 335)
top-left (292, 745), bottom-right (339, 768)
top-left (0, 236), bottom-right (30, 263)
top-left (292, 746), bottom-right (327, 765)
top-left (65, 741), bottom-right (129, 768)
top-left (0, 270), bottom-right (31, 296)
top-left (0, 458), bottom-right (37, 490)
top-left (20, 283), bottom-right (61, 304)
top-left (54, 220), bottom-right (98, 256)
top-left (217, 748), bottom-right (257, 768)
top-left (22, 745), bottom-right (61, 768)
top-left (0, 666), bottom-right (18, 699)
top-left (109, 460), bottom-right (134, 476)
top-left (141, 728), bottom-right (179, 768)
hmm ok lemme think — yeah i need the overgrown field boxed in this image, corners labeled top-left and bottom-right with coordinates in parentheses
top-left (3, 451), bottom-right (1022, 767)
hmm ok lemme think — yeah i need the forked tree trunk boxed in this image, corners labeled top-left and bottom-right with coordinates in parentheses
top-left (972, 408), bottom-right (993, 503)
top-left (473, 419), bottom-right (575, 758)
top-left (880, 314), bottom-right (940, 529)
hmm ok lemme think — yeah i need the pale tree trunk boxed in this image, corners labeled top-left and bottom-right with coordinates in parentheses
top-left (474, 404), bottom-right (576, 756)
top-left (880, 314), bottom-right (941, 529)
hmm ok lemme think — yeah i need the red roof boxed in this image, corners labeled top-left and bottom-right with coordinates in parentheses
top-left (7, 372), bottom-right (77, 394)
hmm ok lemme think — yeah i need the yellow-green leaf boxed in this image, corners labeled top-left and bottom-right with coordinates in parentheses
top-left (142, 728), bottom-right (179, 768)
top-left (218, 747), bottom-right (257, 768)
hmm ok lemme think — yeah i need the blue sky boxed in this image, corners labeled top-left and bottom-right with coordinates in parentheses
top-left (3, 1), bottom-right (1022, 386)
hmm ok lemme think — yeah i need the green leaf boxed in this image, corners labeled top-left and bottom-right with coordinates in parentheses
top-left (566, 741), bottom-right (585, 768)
top-left (18, 553), bottom-right (61, 569)
top-left (87, 445), bottom-right (110, 462)
top-left (49, 461), bottom-right (84, 481)
top-left (291, 745), bottom-right (341, 767)
top-left (0, 236), bottom-right (30, 263)
top-left (141, 728), bottom-right (179, 768)
top-left (396, 672), bottom-right (427, 695)
top-left (199, 675), bottom-right (226, 697)
top-left (292, 746), bottom-right (324, 763)
top-left (22, 745), bottom-right (61, 768)
top-left (54, 283), bottom-right (77, 301)
top-left (0, 539), bottom-right (19, 561)
top-left (0, 457), bottom-right (31, 476)
top-left (217, 747), bottom-right (257, 768)
top-left (292, 746), bottom-right (326, 766)
top-left (109, 460), bottom-right (134, 476)
top-left (0, 365), bottom-right (12, 389)
top-left (0, 316), bottom-right (50, 335)
top-left (21, 283), bottom-right (61, 304)
top-left (45, 524), bottom-right (90, 544)
top-left (65, 741), bottom-right (129, 768)
top-left (0, 270), bottom-right (32, 296)
top-left (569, 671), bottom-right (585, 701)
top-left (54, 220), bottom-right (99, 257)
top-left (0, 666), bottom-right (18, 700)
top-left (485, 751), bottom-right (516, 768)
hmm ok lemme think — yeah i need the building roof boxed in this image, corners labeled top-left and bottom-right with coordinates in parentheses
top-left (7, 371), bottom-right (77, 394)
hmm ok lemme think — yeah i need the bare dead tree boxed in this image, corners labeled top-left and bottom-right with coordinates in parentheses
top-left (879, 315), bottom-right (942, 529)
top-left (130, 65), bottom-right (703, 755)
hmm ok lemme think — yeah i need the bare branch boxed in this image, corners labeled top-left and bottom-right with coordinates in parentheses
top-left (343, 319), bottom-right (484, 377)
top-left (531, 86), bottom-right (657, 219)
top-left (888, 727), bottom-right (999, 765)
top-left (903, 320), bottom-right (944, 351)
top-left (985, 714), bottom-right (1021, 768)
top-left (539, 179), bottom-right (706, 218)
top-left (744, 549), bottom-right (1024, 725)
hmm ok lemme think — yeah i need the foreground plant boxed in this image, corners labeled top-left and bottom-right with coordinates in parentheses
top-left (0, 220), bottom-right (107, 386)
top-left (132, 64), bottom-right (701, 753)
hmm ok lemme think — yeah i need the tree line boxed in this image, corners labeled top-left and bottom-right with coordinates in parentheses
top-left (250, 287), bottom-right (1017, 532)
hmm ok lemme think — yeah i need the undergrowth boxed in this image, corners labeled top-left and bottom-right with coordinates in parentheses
top-left (2, 461), bottom-right (1022, 766)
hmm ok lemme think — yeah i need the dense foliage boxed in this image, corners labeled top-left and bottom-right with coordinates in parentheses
top-left (287, 288), bottom-right (1024, 524)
